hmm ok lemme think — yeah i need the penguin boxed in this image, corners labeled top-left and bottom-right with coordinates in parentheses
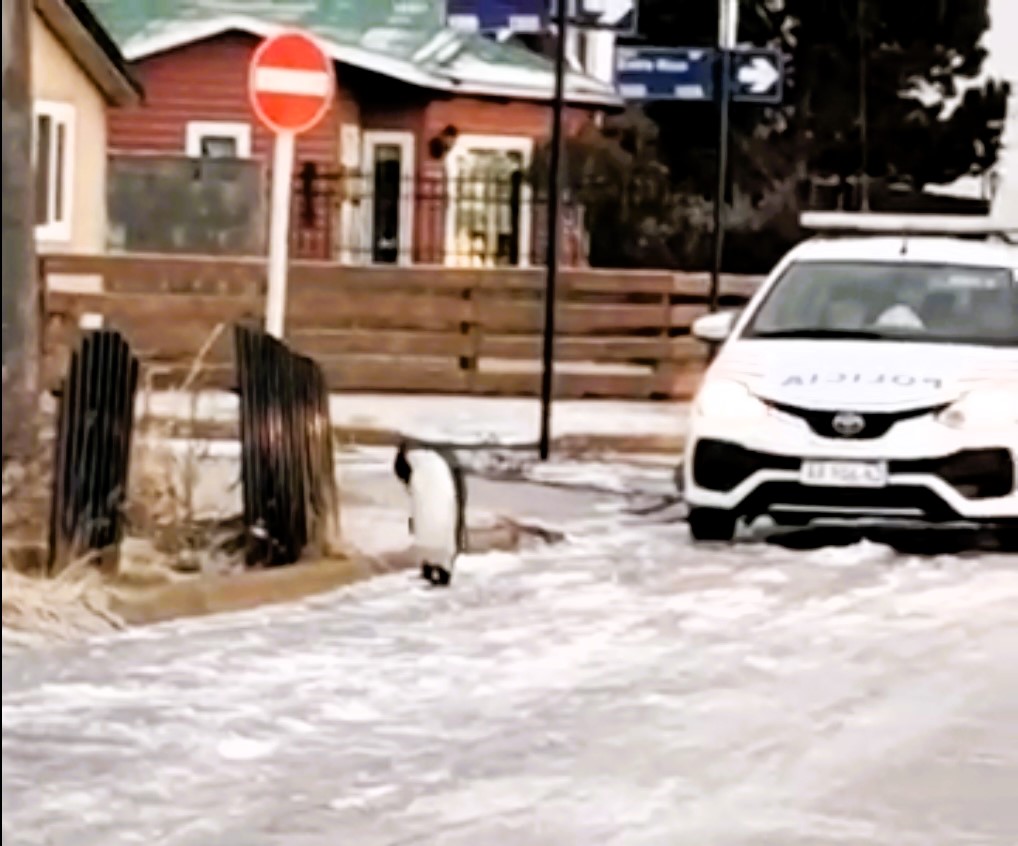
top-left (393, 441), bottom-right (467, 586)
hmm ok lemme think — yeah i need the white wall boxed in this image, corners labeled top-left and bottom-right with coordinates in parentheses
top-left (582, 29), bottom-right (617, 85)
top-left (31, 11), bottom-right (109, 254)
top-left (986, 0), bottom-right (1018, 224)
top-left (992, 90), bottom-right (1018, 226)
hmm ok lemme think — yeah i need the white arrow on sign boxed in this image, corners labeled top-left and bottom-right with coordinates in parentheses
top-left (736, 56), bottom-right (780, 93)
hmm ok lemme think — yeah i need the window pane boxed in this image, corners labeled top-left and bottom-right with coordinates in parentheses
top-left (35, 114), bottom-right (52, 225)
top-left (200, 136), bottom-right (238, 158)
top-left (454, 149), bottom-right (523, 265)
top-left (372, 144), bottom-right (401, 263)
top-left (54, 122), bottom-right (66, 223)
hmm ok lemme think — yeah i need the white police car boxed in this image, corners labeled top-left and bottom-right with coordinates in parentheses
top-left (684, 213), bottom-right (1017, 544)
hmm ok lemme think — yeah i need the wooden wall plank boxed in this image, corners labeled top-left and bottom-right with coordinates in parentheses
top-left (290, 329), bottom-right (472, 359)
top-left (285, 291), bottom-right (471, 329)
top-left (47, 292), bottom-right (260, 322)
top-left (480, 336), bottom-right (707, 363)
top-left (318, 358), bottom-right (470, 393)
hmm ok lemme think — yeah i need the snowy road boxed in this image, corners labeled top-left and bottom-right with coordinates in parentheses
top-left (4, 463), bottom-right (1018, 846)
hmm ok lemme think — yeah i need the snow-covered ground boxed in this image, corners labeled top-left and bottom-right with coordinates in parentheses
top-left (4, 456), bottom-right (1017, 846)
top-left (141, 391), bottom-right (690, 446)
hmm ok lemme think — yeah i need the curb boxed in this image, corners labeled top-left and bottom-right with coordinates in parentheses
top-left (108, 514), bottom-right (536, 627)
top-left (109, 554), bottom-right (385, 626)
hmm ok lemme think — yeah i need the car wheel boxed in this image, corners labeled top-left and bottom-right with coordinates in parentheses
top-left (688, 507), bottom-right (738, 542)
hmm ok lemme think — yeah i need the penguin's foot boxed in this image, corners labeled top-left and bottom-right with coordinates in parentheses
top-left (421, 563), bottom-right (452, 587)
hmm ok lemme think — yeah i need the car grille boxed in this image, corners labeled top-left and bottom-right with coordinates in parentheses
top-left (768, 402), bottom-right (948, 440)
top-left (693, 439), bottom-right (1015, 499)
top-left (741, 483), bottom-right (961, 524)
top-left (692, 440), bottom-right (798, 492)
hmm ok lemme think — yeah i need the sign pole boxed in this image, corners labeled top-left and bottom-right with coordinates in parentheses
top-left (538, 0), bottom-right (569, 461)
top-left (266, 130), bottom-right (296, 338)
top-left (709, 50), bottom-right (731, 316)
top-left (249, 31), bottom-right (334, 339)
top-left (709, 0), bottom-right (738, 315)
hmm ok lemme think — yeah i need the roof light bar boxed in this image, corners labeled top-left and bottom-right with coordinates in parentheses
top-left (799, 211), bottom-right (1018, 238)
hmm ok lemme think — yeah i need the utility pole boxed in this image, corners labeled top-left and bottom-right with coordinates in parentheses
top-left (709, 51), bottom-right (732, 314)
top-left (2, 0), bottom-right (39, 463)
top-left (538, 0), bottom-right (569, 461)
top-left (858, 0), bottom-right (870, 211)
top-left (708, 0), bottom-right (738, 314)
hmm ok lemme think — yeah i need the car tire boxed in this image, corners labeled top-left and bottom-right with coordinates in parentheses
top-left (688, 507), bottom-right (738, 542)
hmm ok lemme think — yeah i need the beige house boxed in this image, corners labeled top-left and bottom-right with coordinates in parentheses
top-left (31, 0), bottom-right (140, 254)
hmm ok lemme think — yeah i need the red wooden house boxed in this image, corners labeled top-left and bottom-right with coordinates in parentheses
top-left (92, 7), bottom-right (621, 267)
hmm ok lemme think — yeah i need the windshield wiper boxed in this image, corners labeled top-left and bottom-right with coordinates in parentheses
top-left (749, 328), bottom-right (890, 340)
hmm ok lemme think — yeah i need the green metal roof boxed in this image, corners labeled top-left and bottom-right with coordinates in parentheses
top-left (86, 0), bottom-right (620, 104)
top-left (89, 0), bottom-right (442, 45)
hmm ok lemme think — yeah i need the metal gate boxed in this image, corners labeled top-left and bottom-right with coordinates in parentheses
top-left (48, 329), bottom-right (140, 573)
top-left (233, 324), bottom-right (339, 566)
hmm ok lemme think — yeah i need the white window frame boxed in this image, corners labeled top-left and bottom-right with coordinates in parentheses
top-left (32, 100), bottom-right (76, 244)
top-left (185, 121), bottom-right (252, 158)
top-left (444, 134), bottom-right (534, 268)
top-left (338, 123), bottom-right (362, 265)
top-left (360, 130), bottom-right (416, 267)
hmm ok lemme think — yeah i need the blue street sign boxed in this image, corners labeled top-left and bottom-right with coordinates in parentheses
top-left (445, 0), bottom-right (548, 32)
top-left (614, 47), bottom-right (716, 102)
top-left (615, 46), bottom-right (785, 105)
top-left (730, 48), bottom-right (784, 104)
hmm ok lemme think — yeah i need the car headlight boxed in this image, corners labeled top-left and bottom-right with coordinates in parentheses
top-left (694, 379), bottom-right (768, 421)
top-left (938, 389), bottom-right (1018, 429)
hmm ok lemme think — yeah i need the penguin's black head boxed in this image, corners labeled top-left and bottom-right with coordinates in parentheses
top-left (394, 441), bottom-right (412, 485)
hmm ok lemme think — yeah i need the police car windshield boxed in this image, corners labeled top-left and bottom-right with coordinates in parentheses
top-left (744, 261), bottom-right (1017, 347)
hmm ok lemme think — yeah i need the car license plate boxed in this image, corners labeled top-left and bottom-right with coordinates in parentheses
top-left (800, 460), bottom-right (888, 488)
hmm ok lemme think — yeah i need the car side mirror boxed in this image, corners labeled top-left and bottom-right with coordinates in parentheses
top-left (692, 310), bottom-right (739, 344)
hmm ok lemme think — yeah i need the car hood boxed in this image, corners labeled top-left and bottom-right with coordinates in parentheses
top-left (710, 340), bottom-right (1018, 411)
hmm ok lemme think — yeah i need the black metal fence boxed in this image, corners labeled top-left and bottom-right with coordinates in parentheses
top-left (43, 323), bottom-right (338, 572)
top-left (233, 324), bottom-right (339, 567)
top-left (48, 329), bottom-right (139, 573)
top-left (290, 166), bottom-right (588, 265)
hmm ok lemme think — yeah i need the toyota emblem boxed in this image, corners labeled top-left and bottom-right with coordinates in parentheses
top-left (831, 411), bottom-right (866, 437)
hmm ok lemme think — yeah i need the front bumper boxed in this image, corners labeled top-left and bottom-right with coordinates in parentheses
top-left (683, 413), bottom-right (1018, 527)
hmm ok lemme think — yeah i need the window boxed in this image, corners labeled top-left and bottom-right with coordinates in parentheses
top-left (743, 261), bottom-right (1017, 347)
top-left (453, 149), bottom-right (524, 265)
top-left (444, 135), bottom-right (533, 268)
top-left (371, 144), bottom-right (403, 264)
top-left (360, 131), bottom-right (415, 266)
top-left (185, 121), bottom-right (252, 159)
top-left (33, 101), bottom-right (75, 243)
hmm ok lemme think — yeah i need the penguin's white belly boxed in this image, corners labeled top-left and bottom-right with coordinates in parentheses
top-left (406, 451), bottom-right (461, 566)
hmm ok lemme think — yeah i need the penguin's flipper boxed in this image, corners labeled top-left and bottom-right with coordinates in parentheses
top-left (394, 441), bottom-right (412, 485)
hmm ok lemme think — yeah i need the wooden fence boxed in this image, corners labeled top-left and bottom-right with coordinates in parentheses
top-left (40, 254), bottom-right (762, 400)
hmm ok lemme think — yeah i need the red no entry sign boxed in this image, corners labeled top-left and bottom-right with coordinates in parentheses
top-left (248, 31), bottom-right (334, 135)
